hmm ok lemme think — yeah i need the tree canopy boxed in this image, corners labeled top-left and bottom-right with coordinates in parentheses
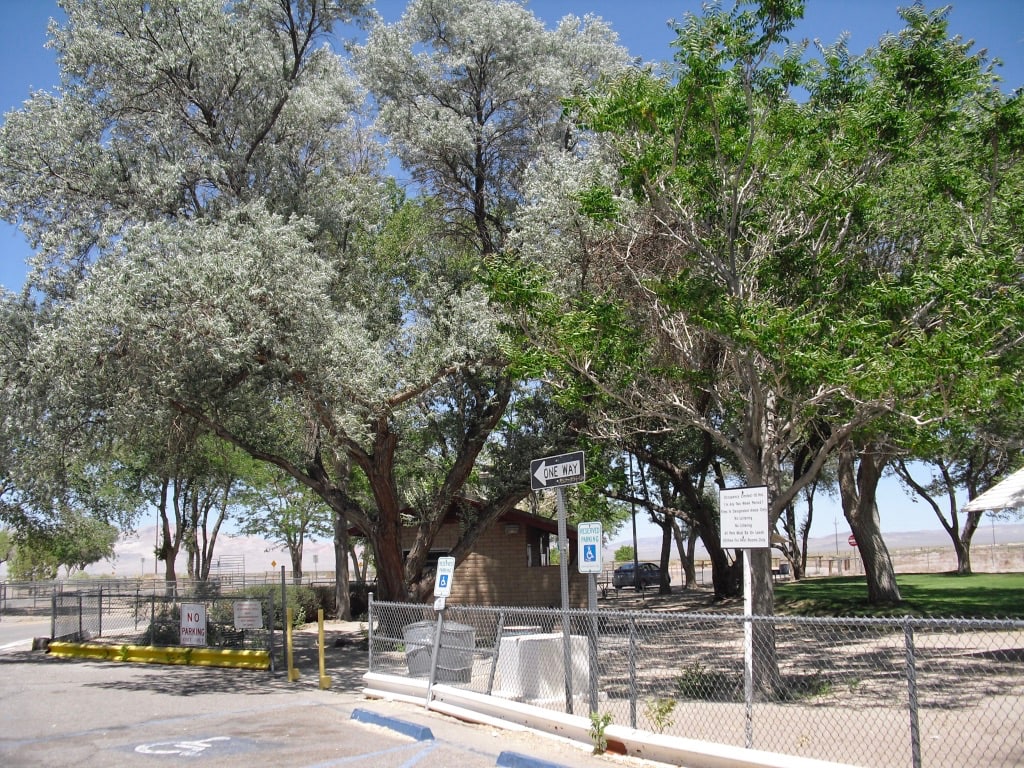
top-left (0, 0), bottom-right (1020, 617)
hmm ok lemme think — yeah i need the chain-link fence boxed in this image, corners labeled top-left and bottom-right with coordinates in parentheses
top-left (367, 598), bottom-right (1024, 768)
top-left (52, 588), bottom-right (275, 653)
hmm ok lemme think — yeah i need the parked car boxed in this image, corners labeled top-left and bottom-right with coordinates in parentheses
top-left (612, 561), bottom-right (668, 590)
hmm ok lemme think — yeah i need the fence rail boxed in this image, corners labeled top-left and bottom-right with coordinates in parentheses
top-left (51, 589), bottom-right (275, 653)
top-left (368, 599), bottom-right (1024, 768)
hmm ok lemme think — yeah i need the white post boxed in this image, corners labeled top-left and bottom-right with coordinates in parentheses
top-left (557, 487), bottom-right (574, 714)
top-left (743, 550), bottom-right (753, 749)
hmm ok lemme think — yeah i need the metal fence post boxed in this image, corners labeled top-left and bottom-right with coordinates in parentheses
top-left (628, 615), bottom-right (638, 729)
top-left (587, 585), bottom-right (599, 714)
top-left (280, 566), bottom-right (287, 670)
top-left (367, 592), bottom-right (375, 675)
top-left (98, 587), bottom-right (103, 638)
top-left (268, 590), bottom-right (276, 673)
top-left (903, 617), bottom-right (922, 768)
top-left (486, 610), bottom-right (506, 695)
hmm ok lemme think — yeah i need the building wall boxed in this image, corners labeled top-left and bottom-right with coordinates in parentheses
top-left (402, 522), bottom-right (587, 608)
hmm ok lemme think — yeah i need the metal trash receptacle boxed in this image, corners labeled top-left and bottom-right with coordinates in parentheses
top-left (402, 620), bottom-right (475, 683)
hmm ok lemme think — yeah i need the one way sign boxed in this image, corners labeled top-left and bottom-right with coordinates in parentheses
top-left (530, 451), bottom-right (586, 490)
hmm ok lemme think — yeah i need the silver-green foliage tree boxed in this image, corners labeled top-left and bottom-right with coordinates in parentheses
top-left (0, 0), bottom-right (628, 603)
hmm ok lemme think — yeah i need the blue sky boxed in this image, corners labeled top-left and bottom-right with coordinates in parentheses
top-left (0, 1), bottom-right (1021, 538)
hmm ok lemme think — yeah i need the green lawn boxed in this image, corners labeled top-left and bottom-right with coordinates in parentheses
top-left (774, 572), bottom-right (1024, 619)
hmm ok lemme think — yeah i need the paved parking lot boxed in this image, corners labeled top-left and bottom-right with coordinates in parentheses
top-left (0, 623), bottom-right (653, 768)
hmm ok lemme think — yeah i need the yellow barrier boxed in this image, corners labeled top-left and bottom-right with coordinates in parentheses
top-left (47, 641), bottom-right (270, 670)
top-left (318, 608), bottom-right (332, 690)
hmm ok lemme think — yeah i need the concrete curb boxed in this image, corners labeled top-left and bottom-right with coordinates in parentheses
top-left (47, 641), bottom-right (270, 670)
top-left (351, 708), bottom-right (434, 741)
top-left (363, 672), bottom-right (860, 768)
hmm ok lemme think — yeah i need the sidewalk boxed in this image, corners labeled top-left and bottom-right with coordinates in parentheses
top-left (287, 619), bottom-right (369, 690)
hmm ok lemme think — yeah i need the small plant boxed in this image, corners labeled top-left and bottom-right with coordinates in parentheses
top-left (779, 671), bottom-right (834, 701)
top-left (589, 711), bottom-right (612, 754)
top-left (644, 697), bottom-right (676, 734)
top-left (675, 661), bottom-right (736, 701)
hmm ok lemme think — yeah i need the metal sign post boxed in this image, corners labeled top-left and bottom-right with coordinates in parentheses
top-left (530, 451), bottom-right (586, 715)
top-left (719, 485), bottom-right (770, 749)
top-left (577, 521), bottom-right (603, 713)
top-left (426, 556), bottom-right (456, 709)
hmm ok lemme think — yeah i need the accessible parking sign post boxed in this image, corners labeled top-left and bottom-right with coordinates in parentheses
top-left (577, 520), bottom-right (603, 713)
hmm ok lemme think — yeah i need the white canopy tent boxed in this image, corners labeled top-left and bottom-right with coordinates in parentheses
top-left (962, 465), bottom-right (1024, 513)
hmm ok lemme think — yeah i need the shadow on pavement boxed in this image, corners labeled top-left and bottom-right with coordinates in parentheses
top-left (0, 622), bottom-right (371, 696)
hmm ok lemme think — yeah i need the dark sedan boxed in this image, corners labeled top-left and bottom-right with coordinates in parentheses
top-left (612, 561), bottom-right (668, 590)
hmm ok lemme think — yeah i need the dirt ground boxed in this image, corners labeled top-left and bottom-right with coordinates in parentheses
top-left (298, 583), bottom-right (1024, 768)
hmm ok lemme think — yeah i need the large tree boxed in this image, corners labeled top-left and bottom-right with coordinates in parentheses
top-left (498, 1), bottom-right (1024, 692)
top-left (0, 0), bottom-right (627, 605)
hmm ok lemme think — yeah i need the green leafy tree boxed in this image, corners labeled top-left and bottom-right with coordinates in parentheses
top-left (501, 1), bottom-right (1024, 692)
top-left (8, 514), bottom-right (117, 580)
top-left (613, 545), bottom-right (634, 563)
top-left (509, 0), bottom-right (1023, 598)
top-left (237, 466), bottom-right (334, 581)
top-left (0, 528), bottom-right (14, 566)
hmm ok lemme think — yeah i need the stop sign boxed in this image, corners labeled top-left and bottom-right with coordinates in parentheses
top-left (848, 534), bottom-right (857, 547)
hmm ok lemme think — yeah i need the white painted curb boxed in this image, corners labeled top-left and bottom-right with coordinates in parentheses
top-left (363, 672), bottom-right (860, 768)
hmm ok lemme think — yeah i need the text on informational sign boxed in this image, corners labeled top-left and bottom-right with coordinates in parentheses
top-left (719, 486), bottom-right (770, 549)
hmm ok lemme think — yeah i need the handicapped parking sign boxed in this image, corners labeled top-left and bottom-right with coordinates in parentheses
top-left (434, 556), bottom-right (456, 597)
top-left (577, 522), bottom-right (603, 574)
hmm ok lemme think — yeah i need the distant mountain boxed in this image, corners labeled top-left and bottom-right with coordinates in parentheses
top-left (2, 521), bottom-right (1021, 580)
top-left (607, 523), bottom-right (1024, 562)
top-left (0, 526), bottom-right (340, 579)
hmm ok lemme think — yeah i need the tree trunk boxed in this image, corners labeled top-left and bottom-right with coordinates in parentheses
top-left (658, 516), bottom-right (673, 594)
top-left (748, 548), bottom-right (782, 696)
top-left (334, 509), bottom-right (352, 620)
top-left (692, 501), bottom-right (741, 599)
top-left (957, 509), bottom-right (983, 575)
top-left (157, 478), bottom-right (181, 596)
top-left (838, 441), bottom-right (901, 605)
top-left (371, 518), bottom-right (407, 602)
top-left (671, 517), bottom-right (697, 589)
top-left (290, 543), bottom-right (303, 583)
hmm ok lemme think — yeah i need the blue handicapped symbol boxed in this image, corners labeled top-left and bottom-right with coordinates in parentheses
top-left (583, 544), bottom-right (597, 562)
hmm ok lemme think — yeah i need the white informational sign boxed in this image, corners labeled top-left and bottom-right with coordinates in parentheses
top-left (433, 556), bottom-right (456, 598)
top-left (719, 486), bottom-right (770, 549)
top-left (180, 602), bottom-right (207, 647)
top-left (577, 521), bottom-right (603, 574)
top-left (233, 599), bottom-right (263, 630)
